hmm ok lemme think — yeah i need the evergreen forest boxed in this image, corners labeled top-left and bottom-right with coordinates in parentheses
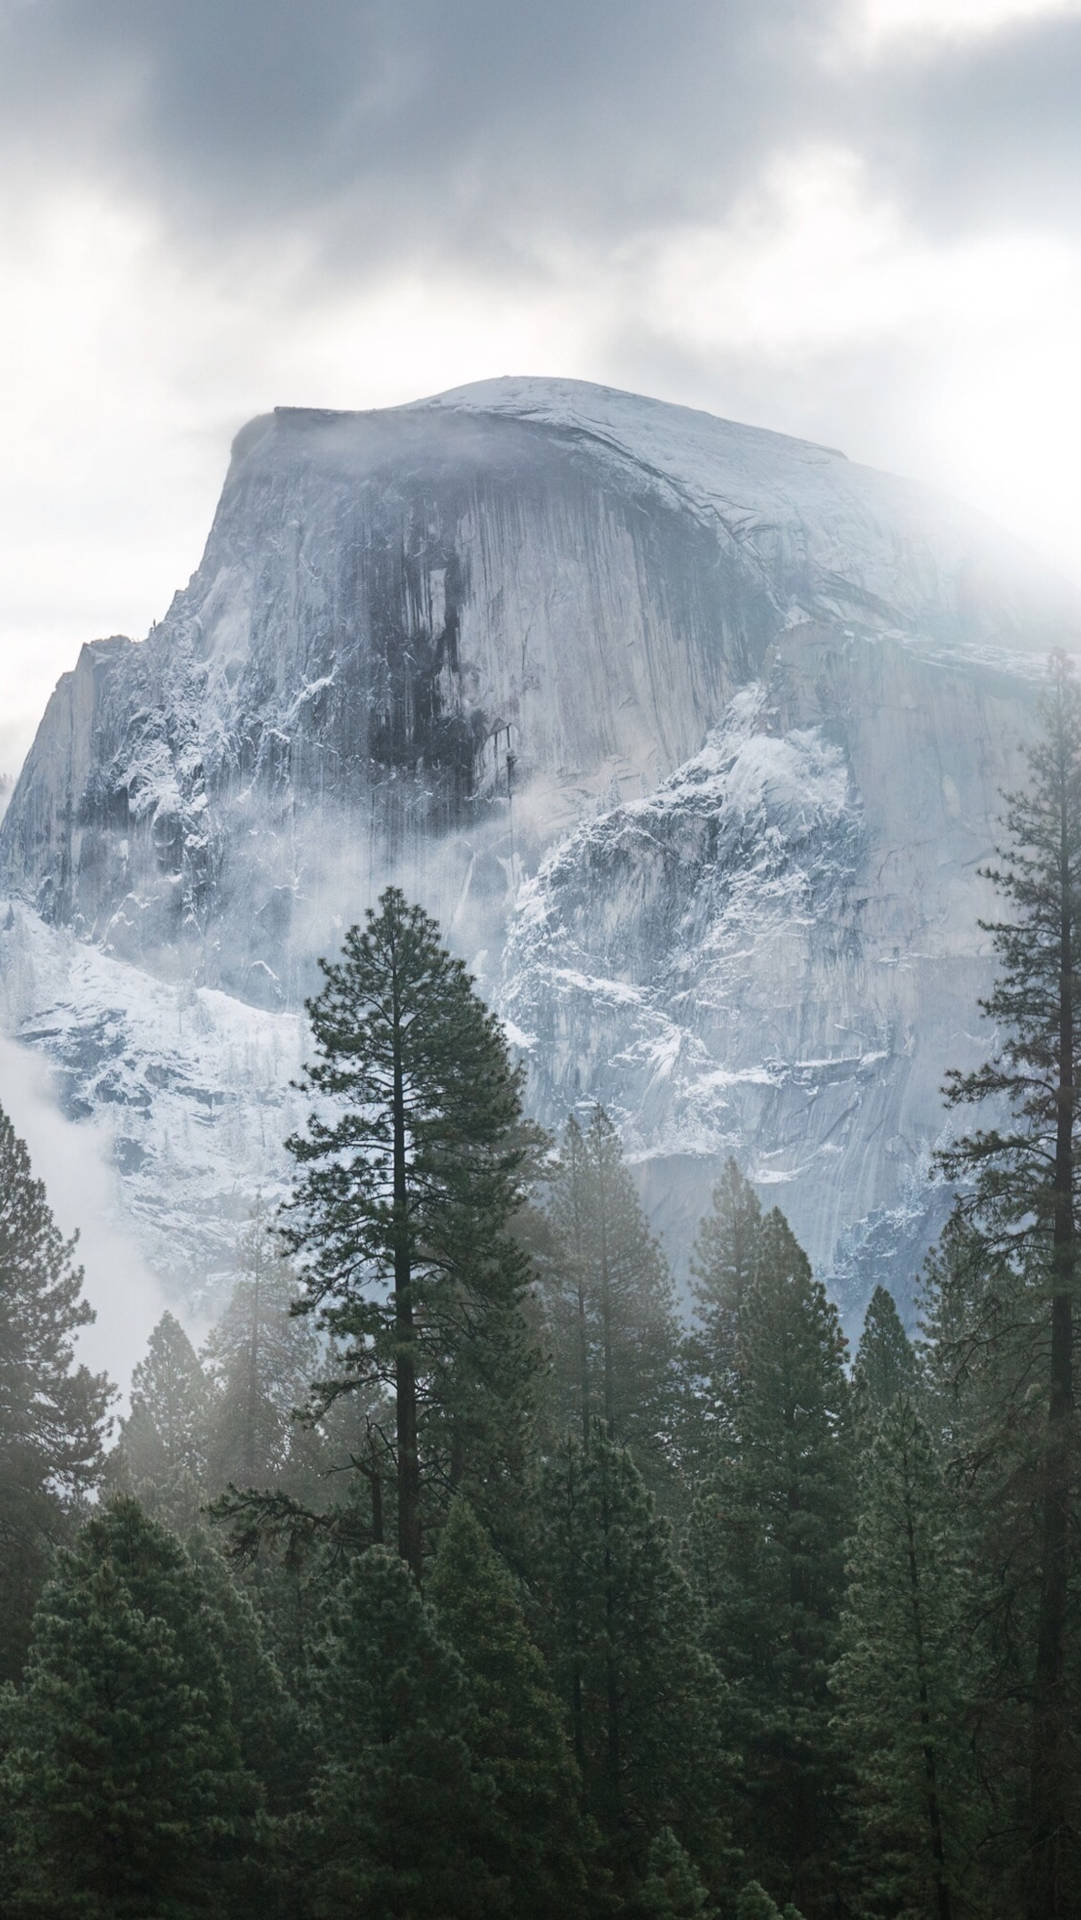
top-left (2, 659), bottom-right (1081, 1919)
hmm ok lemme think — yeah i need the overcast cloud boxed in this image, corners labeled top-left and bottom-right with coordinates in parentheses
top-left (3, 1), bottom-right (1077, 259)
top-left (0, 2), bottom-right (839, 254)
top-left (2, 0), bottom-right (1081, 777)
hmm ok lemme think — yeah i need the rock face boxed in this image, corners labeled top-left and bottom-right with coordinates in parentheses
top-left (0, 377), bottom-right (1073, 1318)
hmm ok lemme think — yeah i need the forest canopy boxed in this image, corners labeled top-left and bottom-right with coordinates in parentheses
top-left (3, 660), bottom-right (1081, 1918)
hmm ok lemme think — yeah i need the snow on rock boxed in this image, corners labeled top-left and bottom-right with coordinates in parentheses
top-left (421, 376), bottom-right (1073, 650)
top-left (0, 377), bottom-right (1076, 1319)
top-left (0, 900), bottom-right (305, 1302)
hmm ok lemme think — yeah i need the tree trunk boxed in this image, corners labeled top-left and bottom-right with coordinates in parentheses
top-left (366, 1423), bottom-right (385, 1545)
top-left (599, 1162), bottom-right (615, 1435)
top-left (902, 1432), bottom-right (952, 1920)
top-left (243, 1237), bottom-right (262, 1487)
top-left (577, 1275), bottom-right (591, 1449)
top-left (570, 1131), bottom-right (592, 1447)
top-left (1029, 1302), bottom-right (1074, 1919)
top-left (392, 968), bottom-right (422, 1582)
top-left (601, 1468), bottom-right (621, 1816)
top-left (1028, 805), bottom-right (1076, 1920)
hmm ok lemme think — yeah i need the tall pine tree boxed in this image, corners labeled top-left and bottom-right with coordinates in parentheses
top-left (682, 1159), bottom-right (764, 1478)
top-left (4, 1498), bottom-right (261, 1919)
top-left (939, 651), bottom-right (1081, 1917)
top-left (685, 1206), bottom-right (853, 1913)
top-left (638, 1827), bottom-right (718, 1919)
top-left (917, 1212), bottom-right (1047, 1915)
top-left (538, 1428), bottom-right (730, 1895)
top-left (282, 888), bottom-right (542, 1578)
top-left (201, 1208), bottom-right (322, 1493)
top-left (851, 1283), bottom-right (918, 1431)
top-left (109, 1311), bottom-right (211, 1531)
top-left (832, 1396), bottom-right (971, 1920)
top-left (308, 1543), bottom-right (501, 1918)
top-left (538, 1109), bottom-right (680, 1487)
top-left (427, 1498), bottom-right (602, 1919)
top-left (0, 1102), bottom-right (112, 1680)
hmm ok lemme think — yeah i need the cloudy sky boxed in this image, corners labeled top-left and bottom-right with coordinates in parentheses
top-left (3, 0), bottom-right (1081, 777)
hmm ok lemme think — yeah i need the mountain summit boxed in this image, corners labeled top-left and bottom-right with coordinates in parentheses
top-left (0, 377), bottom-right (1074, 1313)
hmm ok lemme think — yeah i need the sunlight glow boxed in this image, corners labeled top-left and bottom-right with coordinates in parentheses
top-left (4, 137), bottom-right (1081, 783)
top-left (630, 147), bottom-right (1081, 585)
top-left (639, 148), bottom-right (1077, 354)
top-left (862, 0), bottom-right (1081, 44)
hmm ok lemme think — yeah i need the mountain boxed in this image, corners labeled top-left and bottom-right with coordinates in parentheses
top-left (0, 377), bottom-right (1072, 1321)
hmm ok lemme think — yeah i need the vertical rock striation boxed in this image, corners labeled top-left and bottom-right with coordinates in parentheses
top-left (0, 378), bottom-right (1074, 1312)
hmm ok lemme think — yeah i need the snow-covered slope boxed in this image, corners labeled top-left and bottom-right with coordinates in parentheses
top-left (422, 377), bottom-right (1068, 650)
top-left (0, 901), bottom-right (305, 1297)
top-left (0, 377), bottom-right (1073, 1317)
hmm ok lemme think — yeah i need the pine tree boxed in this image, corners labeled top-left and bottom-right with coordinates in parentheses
top-left (282, 887), bottom-right (542, 1578)
top-left (734, 1883), bottom-right (805, 1920)
top-left (538, 1109), bottom-right (680, 1486)
top-left (917, 1208), bottom-right (1036, 1488)
top-left (109, 1311), bottom-right (211, 1530)
top-left (688, 1162), bottom-right (762, 1416)
top-left (308, 1543), bottom-right (501, 1918)
top-left (427, 1498), bottom-right (602, 1919)
top-left (4, 1497), bottom-right (260, 1918)
top-left (539, 1429), bottom-right (730, 1893)
top-left (185, 1531), bottom-right (310, 1817)
top-left (638, 1826), bottom-right (717, 1918)
top-left (851, 1283), bottom-right (918, 1430)
top-left (0, 1102), bottom-right (112, 1680)
top-left (917, 1212), bottom-right (1044, 1913)
top-left (685, 1206), bottom-right (853, 1914)
top-left (0, 1678), bottom-right (20, 1911)
top-left (681, 1159), bottom-right (764, 1480)
top-left (832, 1396), bottom-right (971, 1920)
top-left (938, 652), bottom-right (1081, 1917)
top-left (201, 1208), bottom-right (322, 1492)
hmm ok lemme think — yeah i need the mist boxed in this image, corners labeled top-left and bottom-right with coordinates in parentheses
top-left (0, 1026), bottom-right (173, 1405)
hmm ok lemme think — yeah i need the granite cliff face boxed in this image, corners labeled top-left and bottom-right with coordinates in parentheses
top-left (0, 378), bottom-right (1072, 1316)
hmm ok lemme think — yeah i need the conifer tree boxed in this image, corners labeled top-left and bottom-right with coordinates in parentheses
top-left (427, 1498), bottom-right (602, 1919)
top-left (538, 1109), bottom-right (680, 1484)
top-left (851, 1283), bottom-right (918, 1430)
top-left (539, 1429), bottom-right (730, 1893)
top-left (832, 1396), bottom-right (971, 1920)
top-left (185, 1531), bottom-right (310, 1821)
top-left (110, 1311), bottom-right (211, 1530)
top-left (938, 652), bottom-right (1081, 1917)
top-left (282, 888), bottom-right (542, 1578)
top-left (917, 1207), bottom-right (1036, 1490)
top-left (685, 1206), bottom-right (852, 1913)
top-left (0, 1678), bottom-right (19, 1911)
top-left (688, 1162), bottom-right (762, 1418)
top-left (308, 1543), bottom-right (501, 1918)
top-left (201, 1209), bottom-right (322, 1492)
top-left (681, 1159), bottom-right (764, 1479)
top-left (734, 1883), bottom-right (805, 1920)
top-left (917, 1213), bottom-right (1044, 1912)
top-left (0, 1102), bottom-right (112, 1680)
top-left (638, 1826), bottom-right (717, 1918)
top-left (4, 1498), bottom-right (260, 1918)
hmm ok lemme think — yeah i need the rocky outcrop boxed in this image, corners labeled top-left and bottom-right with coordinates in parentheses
top-left (0, 378), bottom-right (1074, 1315)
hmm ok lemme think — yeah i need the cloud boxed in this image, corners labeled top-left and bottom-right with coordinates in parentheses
top-left (862, 0), bottom-right (1081, 48)
top-left (1, 0), bottom-right (1079, 1394)
top-left (3, 0), bottom-right (1080, 281)
top-left (854, 13), bottom-right (1081, 233)
top-left (3, 0), bottom-right (1081, 784)
top-left (0, 1), bottom-right (843, 272)
top-left (0, 1028), bottom-right (171, 1403)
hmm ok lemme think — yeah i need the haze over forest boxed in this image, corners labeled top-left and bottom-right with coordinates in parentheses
top-left (2, 4), bottom-right (1081, 1919)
